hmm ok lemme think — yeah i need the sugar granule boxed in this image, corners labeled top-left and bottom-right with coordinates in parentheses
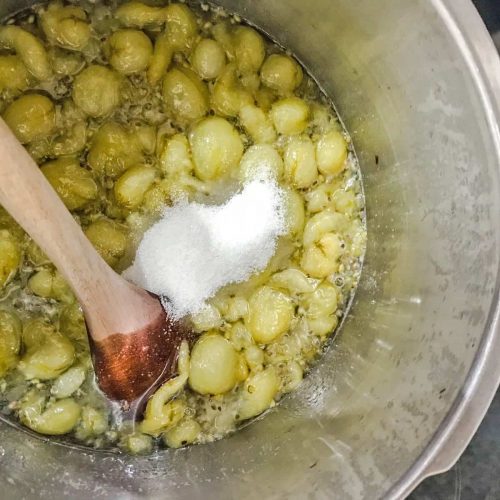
top-left (124, 179), bottom-right (286, 319)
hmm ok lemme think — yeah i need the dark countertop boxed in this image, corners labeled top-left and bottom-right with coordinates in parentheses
top-left (410, 2), bottom-right (500, 499)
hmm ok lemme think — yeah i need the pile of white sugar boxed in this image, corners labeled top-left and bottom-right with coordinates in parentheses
top-left (124, 180), bottom-right (286, 318)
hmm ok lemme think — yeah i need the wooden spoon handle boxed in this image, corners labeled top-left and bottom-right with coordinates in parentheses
top-left (0, 119), bottom-right (157, 341)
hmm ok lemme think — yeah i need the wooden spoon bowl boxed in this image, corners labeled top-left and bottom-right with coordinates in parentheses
top-left (90, 294), bottom-right (186, 406)
top-left (91, 296), bottom-right (192, 407)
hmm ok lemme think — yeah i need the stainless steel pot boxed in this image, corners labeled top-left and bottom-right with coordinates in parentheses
top-left (1, 0), bottom-right (499, 498)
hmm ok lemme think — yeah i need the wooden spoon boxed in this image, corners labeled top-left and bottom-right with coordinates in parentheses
top-left (0, 118), bottom-right (188, 409)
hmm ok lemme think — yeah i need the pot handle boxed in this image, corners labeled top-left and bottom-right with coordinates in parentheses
top-left (390, 310), bottom-right (500, 500)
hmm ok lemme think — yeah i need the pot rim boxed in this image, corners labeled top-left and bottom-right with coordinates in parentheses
top-left (388, 0), bottom-right (500, 497)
